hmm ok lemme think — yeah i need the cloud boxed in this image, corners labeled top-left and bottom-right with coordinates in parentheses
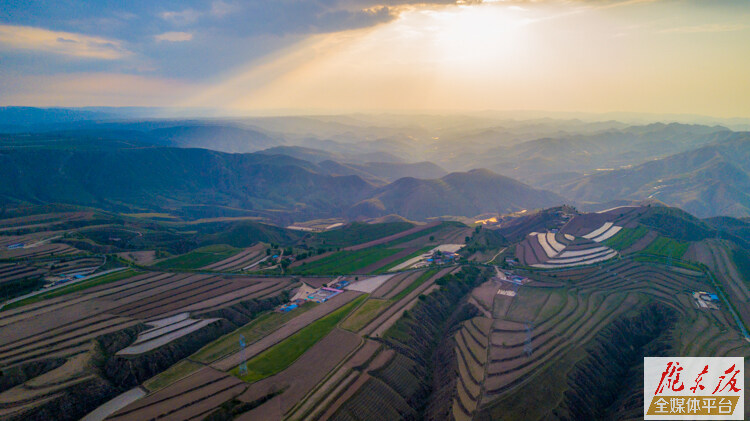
top-left (160, 9), bottom-right (202, 25)
top-left (210, 1), bottom-right (238, 17)
top-left (1, 73), bottom-right (201, 107)
top-left (0, 24), bottom-right (129, 59)
top-left (659, 23), bottom-right (747, 34)
top-left (155, 32), bottom-right (193, 42)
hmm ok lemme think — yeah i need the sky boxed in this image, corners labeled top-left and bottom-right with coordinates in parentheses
top-left (1, 0), bottom-right (749, 118)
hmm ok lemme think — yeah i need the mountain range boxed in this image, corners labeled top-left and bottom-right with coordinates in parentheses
top-left (0, 145), bottom-right (563, 222)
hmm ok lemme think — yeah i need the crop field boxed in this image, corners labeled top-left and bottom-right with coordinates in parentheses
top-left (154, 244), bottom-right (240, 270)
top-left (460, 253), bottom-right (750, 420)
top-left (109, 367), bottom-right (247, 420)
top-left (0, 242), bottom-right (80, 260)
top-left (602, 225), bottom-right (650, 251)
top-left (341, 298), bottom-right (392, 332)
top-left (343, 222), bottom-right (441, 251)
top-left (143, 360), bottom-right (202, 391)
top-left (191, 302), bottom-right (317, 364)
top-left (200, 243), bottom-right (267, 271)
top-left (234, 328), bottom-right (362, 420)
top-left (639, 235), bottom-right (689, 259)
top-left (231, 294), bottom-right (366, 382)
top-left (3, 269), bottom-right (139, 310)
top-left (290, 247), bottom-right (403, 275)
top-left (213, 290), bottom-right (363, 371)
top-left (313, 221), bottom-right (415, 249)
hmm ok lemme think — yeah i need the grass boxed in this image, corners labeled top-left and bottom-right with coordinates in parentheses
top-left (341, 298), bottom-right (392, 332)
top-left (154, 244), bottom-right (239, 270)
top-left (291, 247), bottom-right (403, 275)
top-left (731, 248), bottom-right (750, 288)
top-left (603, 225), bottom-right (649, 251)
top-left (143, 360), bottom-right (202, 392)
top-left (630, 254), bottom-right (703, 271)
top-left (639, 236), bottom-right (689, 259)
top-left (231, 294), bottom-right (367, 383)
top-left (391, 268), bottom-right (439, 302)
top-left (505, 286), bottom-right (550, 323)
top-left (313, 222), bottom-right (415, 248)
top-left (3, 269), bottom-right (139, 310)
top-left (373, 246), bottom-right (434, 274)
top-left (191, 302), bottom-right (317, 364)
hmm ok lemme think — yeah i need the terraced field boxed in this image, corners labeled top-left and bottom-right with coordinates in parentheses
top-left (460, 256), bottom-right (750, 420)
top-left (154, 244), bottom-right (241, 270)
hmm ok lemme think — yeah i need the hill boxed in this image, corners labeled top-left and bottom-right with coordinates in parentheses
top-left (556, 133), bottom-right (750, 218)
top-left (348, 169), bottom-right (565, 220)
top-left (148, 124), bottom-right (281, 153)
top-left (0, 146), bottom-right (561, 222)
top-left (0, 147), bottom-right (376, 220)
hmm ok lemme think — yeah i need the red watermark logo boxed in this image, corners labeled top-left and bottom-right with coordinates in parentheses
top-left (645, 357), bottom-right (744, 419)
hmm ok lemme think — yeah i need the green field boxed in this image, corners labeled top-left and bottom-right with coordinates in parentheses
top-left (639, 236), bottom-right (689, 259)
top-left (732, 248), bottom-right (750, 288)
top-left (143, 360), bottom-right (202, 392)
top-left (603, 226), bottom-right (649, 251)
top-left (391, 269), bottom-right (439, 302)
top-left (373, 246), bottom-right (434, 274)
top-left (191, 302), bottom-right (317, 363)
top-left (341, 298), bottom-right (392, 332)
top-left (154, 244), bottom-right (239, 270)
top-left (231, 294), bottom-right (367, 383)
top-left (3, 269), bottom-right (139, 310)
top-left (292, 247), bottom-right (403, 275)
top-left (313, 222), bottom-right (414, 248)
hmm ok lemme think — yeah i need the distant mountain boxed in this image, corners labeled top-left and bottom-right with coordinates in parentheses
top-left (258, 145), bottom-right (405, 164)
top-left (258, 146), bottom-right (446, 182)
top-left (348, 169), bottom-right (565, 220)
top-left (447, 122), bottom-right (732, 185)
top-left (0, 146), bottom-right (560, 222)
top-left (317, 160), bottom-right (446, 183)
top-left (0, 148), bottom-right (375, 220)
top-left (557, 133), bottom-right (750, 218)
top-left (0, 107), bottom-right (114, 131)
top-left (149, 124), bottom-right (281, 153)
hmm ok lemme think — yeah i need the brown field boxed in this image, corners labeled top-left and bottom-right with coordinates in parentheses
top-left (109, 367), bottom-right (245, 420)
top-left (370, 271), bottom-right (414, 298)
top-left (116, 250), bottom-right (157, 265)
top-left (0, 243), bottom-right (79, 260)
top-left (0, 212), bottom-right (93, 233)
top-left (213, 290), bottom-right (363, 371)
top-left (310, 347), bottom-right (395, 421)
top-left (236, 328), bottom-right (361, 420)
top-left (0, 263), bottom-right (45, 283)
top-left (360, 267), bottom-right (455, 338)
top-left (201, 243), bottom-right (266, 271)
top-left (0, 272), bottom-right (294, 371)
top-left (381, 270), bottom-right (426, 300)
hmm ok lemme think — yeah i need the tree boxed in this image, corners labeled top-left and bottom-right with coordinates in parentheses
top-left (429, 235), bottom-right (435, 242)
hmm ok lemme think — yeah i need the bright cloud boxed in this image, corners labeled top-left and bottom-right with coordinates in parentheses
top-left (160, 9), bottom-right (202, 25)
top-left (0, 24), bottom-right (129, 59)
top-left (155, 32), bottom-right (193, 42)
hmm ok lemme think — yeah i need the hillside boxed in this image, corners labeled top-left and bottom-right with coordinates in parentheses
top-left (556, 134), bottom-right (750, 218)
top-left (0, 147), bottom-right (376, 220)
top-left (149, 124), bottom-right (281, 153)
top-left (0, 147), bottom-right (562, 222)
top-left (348, 169), bottom-right (565, 220)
